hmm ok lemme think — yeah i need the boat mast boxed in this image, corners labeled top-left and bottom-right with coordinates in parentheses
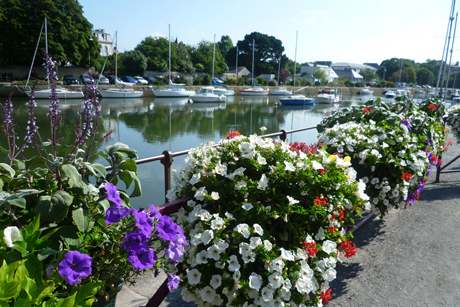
top-left (294, 31), bottom-right (298, 92)
top-left (236, 45), bottom-right (238, 80)
top-left (446, 12), bottom-right (458, 97)
top-left (252, 39), bottom-right (255, 86)
top-left (212, 34), bottom-right (216, 81)
top-left (436, 0), bottom-right (456, 97)
top-left (45, 17), bottom-right (49, 88)
top-left (169, 24), bottom-right (171, 83)
top-left (277, 57), bottom-right (281, 85)
top-left (26, 20), bottom-right (44, 88)
top-left (115, 32), bottom-right (118, 78)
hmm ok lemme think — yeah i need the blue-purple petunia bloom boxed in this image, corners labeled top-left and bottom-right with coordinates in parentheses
top-left (57, 250), bottom-right (92, 285)
top-left (119, 229), bottom-right (149, 252)
top-left (103, 182), bottom-right (122, 206)
top-left (401, 118), bottom-right (413, 133)
top-left (105, 204), bottom-right (133, 224)
top-left (133, 210), bottom-right (153, 236)
top-left (156, 215), bottom-right (179, 241)
top-left (127, 247), bottom-right (157, 270)
top-left (149, 204), bottom-right (163, 220)
top-left (167, 273), bottom-right (181, 291)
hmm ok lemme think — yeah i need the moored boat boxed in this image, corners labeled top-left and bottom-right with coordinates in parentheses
top-left (190, 86), bottom-right (226, 103)
top-left (240, 87), bottom-right (269, 96)
top-left (279, 95), bottom-right (315, 105)
top-left (358, 87), bottom-right (373, 95)
top-left (270, 88), bottom-right (292, 96)
top-left (316, 88), bottom-right (340, 104)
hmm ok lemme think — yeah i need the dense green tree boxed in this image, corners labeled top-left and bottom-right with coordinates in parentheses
top-left (313, 69), bottom-right (327, 85)
top-left (378, 58), bottom-right (415, 81)
top-left (0, 0), bottom-right (98, 66)
top-left (173, 42), bottom-right (195, 73)
top-left (122, 51), bottom-right (147, 75)
top-left (218, 35), bottom-right (233, 59)
top-left (416, 68), bottom-right (434, 86)
top-left (189, 40), bottom-right (228, 75)
top-left (360, 69), bottom-right (378, 82)
top-left (135, 37), bottom-right (169, 71)
top-left (225, 32), bottom-right (285, 75)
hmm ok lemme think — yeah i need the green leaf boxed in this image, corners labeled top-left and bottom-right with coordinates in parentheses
top-left (119, 159), bottom-right (137, 172)
top-left (61, 164), bottom-right (84, 188)
top-left (34, 191), bottom-right (73, 222)
top-left (59, 226), bottom-right (81, 248)
top-left (55, 292), bottom-right (77, 307)
top-left (25, 156), bottom-right (47, 170)
top-left (91, 163), bottom-right (107, 178)
top-left (98, 199), bottom-right (111, 212)
top-left (72, 208), bottom-right (93, 232)
top-left (37, 247), bottom-right (61, 261)
top-left (118, 171), bottom-right (134, 189)
top-left (0, 163), bottom-right (15, 178)
top-left (25, 214), bottom-right (41, 235)
top-left (74, 282), bottom-right (104, 306)
top-left (105, 142), bottom-right (138, 160)
top-left (130, 176), bottom-right (142, 198)
top-left (82, 163), bottom-right (97, 178)
top-left (6, 197), bottom-right (26, 209)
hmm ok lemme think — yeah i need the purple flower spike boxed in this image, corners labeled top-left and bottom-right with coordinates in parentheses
top-left (127, 247), bottom-right (157, 270)
top-left (57, 251), bottom-right (92, 285)
top-left (103, 182), bottom-right (122, 206)
top-left (167, 273), bottom-right (181, 291)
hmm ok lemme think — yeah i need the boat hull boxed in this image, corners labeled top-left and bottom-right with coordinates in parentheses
top-left (191, 95), bottom-right (226, 103)
top-left (279, 98), bottom-right (315, 105)
top-left (26, 87), bottom-right (84, 99)
top-left (213, 88), bottom-right (235, 96)
top-left (316, 94), bottom-right (340, 104)
top-left (240, 89), bottom-right (269, 96)
top-left (152, 88), bottom-right (195, 97)
top-left (270, 90), bottom-right (292, 96)
top-left (99, 88), bottom-right (143, 98)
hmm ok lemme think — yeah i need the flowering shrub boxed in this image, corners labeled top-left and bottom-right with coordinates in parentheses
top-left (0, 52), bottom-right (186, 306)
top-left (316, 97), bottom-right (447, 217)
top-left (167, 132), bottom-right (369, 306)
top-left (446, 104), bottom-right (460, 143)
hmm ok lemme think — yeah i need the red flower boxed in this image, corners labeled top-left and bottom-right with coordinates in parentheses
top-left (430, 154), bottom-right (438, 164)
top-left (339, 240), bottom-right (357, 258)
top-left (401, 172), bottom-right (412, 181)
top-left (301, 241), bottom-right (318, 257)
top-left (225, 131), bottom-right (240, 139)
top-left (319, 289), bottom-right (332, 304)
top-left (314, 196), bottom-right (328, 206)
top-left (329, 226), bottom-right (337, 234)
top-left (428, 104), bottom-right (437, 111)
top-left (448, 140), bottom-right (453, 146)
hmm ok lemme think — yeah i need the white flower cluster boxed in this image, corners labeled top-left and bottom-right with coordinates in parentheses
top-left (170, 133), bottom-right (366, 306)
top-left (447, 104), bottom-right (460, 143)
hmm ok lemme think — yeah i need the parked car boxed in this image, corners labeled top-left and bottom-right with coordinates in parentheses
top-left (79, 74), bottom-right (91, 84)
top-left (94, 75), bottom-right (109, 85)
top-left (133, 76), bottom-right (148, 85)
top-left (63, 75), bottom-right (78, 85)
top-left (121, 76), bottom-right (138, 84)
top-left (146, 76), bottom-right (156, 84)
top-left (106, 75), bottom-right (124, 84)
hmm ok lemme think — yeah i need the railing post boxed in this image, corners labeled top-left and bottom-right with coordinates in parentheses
top-left (280, 129), bottom-right (287, 141)
top-left (161, 150), bottom-right (173, 203)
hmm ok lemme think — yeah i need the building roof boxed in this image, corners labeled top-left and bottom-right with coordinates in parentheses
top-left (332, 62), bottom-right (377, 71)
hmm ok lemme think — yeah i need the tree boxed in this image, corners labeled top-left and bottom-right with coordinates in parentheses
top-left (189, 40), bottom-right (227, 75)
top-left (226, 32), bottom-right (285, 76)
top-left (279, 68), bottom-right (291, 84)
top-left (417, 68), bottom-right (434, 86)
top-left (135, 37), bottom-right (169, 71)
top-left (0, 0), bottom-right (99, 66)
top-left (313, 69), bottom-right (327, 85)
top-left (218, 35), bottom-right (233, 59)
top-left (122, 51), bottom-right (147, 75)
top-left (378, 58), bottom-right (416, 81)
top-left (360, 69), bottom-right (378, 82)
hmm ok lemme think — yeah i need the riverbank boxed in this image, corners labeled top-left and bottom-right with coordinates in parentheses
top-left (0, 82), bottom-right (438, 98)
top-left (115, 132), bottom-right (460, 307)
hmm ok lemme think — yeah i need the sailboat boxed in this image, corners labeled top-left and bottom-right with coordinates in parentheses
top-left (99, 32), bottom-right (143, 98)
top-left (152, 25), bottom-right (195, 98)
top-left (240, 39), bottom-right (269, 96)
top-left (279, 31), bottom-right (314, 106)
top-left (24, 17), bottom-right (84, 99)
top-left (209, 35), bottom-right (235, 96)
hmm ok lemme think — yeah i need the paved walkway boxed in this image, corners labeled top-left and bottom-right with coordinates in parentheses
top-left (116, 135), bottom-right (460, 307)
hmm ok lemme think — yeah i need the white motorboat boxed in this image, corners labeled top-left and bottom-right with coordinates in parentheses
top-left (316, 88), bottom-right (340, 104)
top-left (240, 87), bottom-right (269, 96)
top-left (151, 25), bottom-right (195, 98)
top-left (212, 87), bottom-right (235, 96)
top-left (190, 86), bottom-right (226, 103)
top-left (270, 88), bottom-right (292, 96)
top-left (358, 87), bottom-right (373, 95)
top-left (24, 17), bottom-right (84, 99)
top-left (385, 90), bottom-right (396, 98)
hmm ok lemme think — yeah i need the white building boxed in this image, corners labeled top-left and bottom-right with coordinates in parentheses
top-left (92, 29), bottom-right (114, 56)
top-left (300, 63), bottom-right (338, 83)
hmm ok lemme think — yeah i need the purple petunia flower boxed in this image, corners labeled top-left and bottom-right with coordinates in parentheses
top-left (149, 204), bottom-right (163, 220)
top-left (156, 215), bottom-right (179, 241)
top-left (127, 247), bottom-right (157, 270)
top-left (165, 239), bottom-right (186, 263)
top-left (57, 250), bottom-right (92, 285)
top-left (104, 204), bottom-right (133, 224)
top-left (133, 210), bottom-right (153, 236)
top-left (103, 182), bottom-right (122, 206)
top-left (119, 230), bottom-right (149, 252)
top-left (167, 273), bottom-right (181, 291)
top-left (401, 119), bottom-right (413, 133)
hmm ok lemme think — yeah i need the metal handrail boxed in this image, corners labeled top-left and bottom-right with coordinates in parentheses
top-left (106, 126), bottom-right (317, 203)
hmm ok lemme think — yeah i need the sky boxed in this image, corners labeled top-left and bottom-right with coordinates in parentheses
top-left (79, 0), bottom-right (457, 66)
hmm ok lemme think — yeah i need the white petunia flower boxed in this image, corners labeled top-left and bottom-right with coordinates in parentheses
top-left (322, 240), bottom-right (337, 254)
top-left (187, 268), bottom-right (202, 284)
top-left (284, 161), bottom-right (296, 171)
top-left (280, 248), bottom-right (295, 261)
top-left (207, 245), bottom-right (222, 261)
top-left (257, 174), bottom-right (269, 190)
top-left (196, 250), bottom-right (208, 264)
top-left (242, 202), bottom-right (254, 211)
top-left (189, 172), bottom-right (201, 185)
top-left (3, 226), bottom-right (23, 248)
top-left (261, 286), bottom-right (274, 302)
top-left (235, 223), bottom-right (250, 238)
top-left (210, 191), bottom-right (220, 200)
top-left (263, 239), bottom-right (273, 251)
top-left (260, 126), bottom-right (267, 133)
top-left (227, 255), bottom-right (241, 271)
top-left (215, 163), bottom-right (227, 176)
top-left (249, 272), bottom-right (263, 290)
top-left (268, 272), bottom-right (284, 289)
top-left (311, 160), bottom-right (324, 170)
top-left (249, 237), bottom-right (262, 249)
top-left (211, 217), bottom-right (225, 230)
top-left (235, 180), bottom-right (247, 190)
top-left (194, 186), bottom-right (207, 201)
top-left (269, 257), bottom-right (285, 272)
top-left (287, 195), bottom-right (300, 206)
top-left (200, 229), bottom-right (214, 245)
top-left (315, 227), bottom-right (325, 241)
top-left (200, 286), bottom-right (216, 302)
top-left (257, 155), bottom-right (267, 165)
top-left (242, 251), bottom-right (256, 263)
top-left (249, 224), bottom-right (262, 237)
top-left (323, 268), bottom-right (337, 282)
top-left (210, 274), bottom-right (222, 289)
